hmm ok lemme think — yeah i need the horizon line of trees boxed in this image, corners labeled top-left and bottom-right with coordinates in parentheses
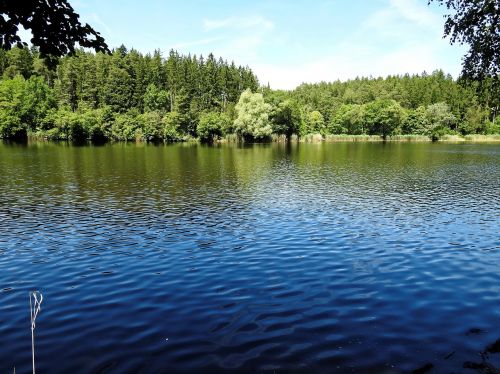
top-left (0, 45), bottom-right (498, 142)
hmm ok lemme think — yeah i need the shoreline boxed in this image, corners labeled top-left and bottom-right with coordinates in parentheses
top-left (322, 134), bottom-right (500, 143)
top-left (250, 134), bottom-right (500, 144)
top-left (3, 133), bottom-right (500, 145)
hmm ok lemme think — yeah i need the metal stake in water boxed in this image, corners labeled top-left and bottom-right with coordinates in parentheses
top-left (29, 291), bottom-right (43, 374)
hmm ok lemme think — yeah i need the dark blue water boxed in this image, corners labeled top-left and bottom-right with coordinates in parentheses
top-left (0, 141), bottom-right (499, 373)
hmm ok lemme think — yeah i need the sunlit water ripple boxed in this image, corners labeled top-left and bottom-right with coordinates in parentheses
top-left (0, 141), bottom-right (499, 373)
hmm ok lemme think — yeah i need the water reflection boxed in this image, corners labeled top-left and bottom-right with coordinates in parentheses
top-left (0, 141), bottom-right (499, 373)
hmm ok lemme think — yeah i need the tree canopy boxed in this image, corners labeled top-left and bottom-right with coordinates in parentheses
top-left (234, 89), bottom-right (272, 139)
top-left (0, 0), bottom-right (109, 57)
top-left (0, 46), bottom-right (497, 142)
top-left (430, 0), bottom-right (499, 82)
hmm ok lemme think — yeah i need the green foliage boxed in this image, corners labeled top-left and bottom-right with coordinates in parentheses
top-left (3, 47), bottom-right (33, 79)
top-left (305, 110), bottom-right (326, 135)
top-left (111, 111), bottom-right (141, 141)
top-left (0, 0), bottom-right (109, 57)
top-left (139, 111), bottom-right (163, 141)
top-left (162, 112), bottom-right (181, 141)
top-left (51, 109), bottom-right (82, 140)
top-left (329, 104), bottom-right (365, 135)
top-left (103, 60), bottom-right (133, 112)
top-left (172, 88), bottom-right (192, 134)
top-left (75, 110), bottom-right (99, 140)
top-left (197, 112), bottom-right (230, 142)
top-left (144, 84), bottom-right (169, 112)
top-left (484, 117), bottom-right (500, 135)
top-left (88, 107), bottom-right (114, 140)
top-left (458, 106), bottom-right (490, 135)
top-left (0, 75), bottom-right (27, 137)
top-left (0, 44), bottom-right (497, 142)
top-left (364, 99), bottom-right (405, 137)
top-left (402, 106), bottom-right (428, 135)
top-left (0, 74), bottom-right (55, 136)
top-left (23, 76), bottom-right (56, 130)
top-left (429, 0), bottom-right (499, 82)
top-left (424, 102), bottom-right (456, 139)
top-left (269, 99), bottom-right (301, 137)
top-left (292, 71), bottom-right (474, 120)
top-left (234, 89), bottom-right (272, 140)
top-left (0, 110), bottom-right (23, 138)
top-left (0, 46), bottom-right (258, 141)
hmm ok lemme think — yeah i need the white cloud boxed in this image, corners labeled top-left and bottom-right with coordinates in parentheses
top-left (90, 13), bottom-right (112, 36)
top-left (363, 0), bottom-right (441, 41)
top-left (192, 14), bottom-right (276, 63)
top-left (388, 0), bottom-right (441, 30)
top-left (203, 16), bottom-right (274, 31)
top-left (253, 42), bottom-right (458, 90)
top-left (221, 35), bottom-right (266, 61)
top-left (172, 37), bottom-right (224, 50)
top-left (252, 0), bottom-right (462, 89)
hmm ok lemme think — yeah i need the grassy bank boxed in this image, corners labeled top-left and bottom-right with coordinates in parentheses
top-left (215, 133), bottom-right (500, 144)
top-left (322, 134), bottom-right (430, 142)
top-left (18, 132), bottom-right (500, 145)
top-left (437, 134), bottom-right (500, 143)
top-left (318, 134), bottom-right (500, 143)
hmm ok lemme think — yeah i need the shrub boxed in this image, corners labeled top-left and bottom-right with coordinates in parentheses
top-left (234, 89), bottom-right (272, 140)
top-left (197, 112), bottom-right (230, 142)
top-left (402, 106), bottom-right (428, 135)
top-left (329, 104), bottom-right (365, 135)
top-left (140, 111), bottom-right (163, 141)
top-left (112, 112), bottom-right (141, 141)
top-left (364, 99), bottom-right (405, 138)
top-left (424, 102), bottom-right (456, 140)
top-left (305, 110), bottom-right (326, 135)
top-left (0, 111), bottom-right (25, 138)
top-left (162, 112), bottom-right (181, 141)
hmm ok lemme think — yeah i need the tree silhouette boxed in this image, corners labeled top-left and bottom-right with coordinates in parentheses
top-left (0, 0), bottom-right (109, 57)
top-left (430, 0), bottom-right (499, 81)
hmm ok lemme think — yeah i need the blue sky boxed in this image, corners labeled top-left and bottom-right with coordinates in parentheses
top-left (71, 0), bottom-right (466, 89)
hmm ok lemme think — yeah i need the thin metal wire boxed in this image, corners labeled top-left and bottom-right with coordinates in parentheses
top-left (30, 291), bottom-right (43, 374)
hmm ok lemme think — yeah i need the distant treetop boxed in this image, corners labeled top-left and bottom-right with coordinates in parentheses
top-left (0, 0), bottom-right (109, 57)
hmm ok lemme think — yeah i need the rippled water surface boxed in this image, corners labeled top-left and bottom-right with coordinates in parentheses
top-left (0, 141), bottom-right (499, 373)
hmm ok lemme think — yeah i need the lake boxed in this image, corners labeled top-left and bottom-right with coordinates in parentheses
top-left (0, 141), bottom-right (499, 373)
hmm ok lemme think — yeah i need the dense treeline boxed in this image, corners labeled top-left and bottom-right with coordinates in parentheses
top-left (263, 72), bottom-right (499, 140)
top-left (0, 46), bottom-right (258, 141)
top-left (0, 45), bottom-right (498, 142)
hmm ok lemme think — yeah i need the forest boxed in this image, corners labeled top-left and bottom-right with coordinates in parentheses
top-left (0, 45), bottom-right (498, 143)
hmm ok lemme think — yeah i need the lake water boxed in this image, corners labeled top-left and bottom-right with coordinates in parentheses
top-left (0, 141), bottom-right (499, 373)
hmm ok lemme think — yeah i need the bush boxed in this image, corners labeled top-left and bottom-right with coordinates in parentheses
top-left (424, 102), bottom-right (456, 140)
top-left (22, 76), bottom-right (56, 131)
top-left (144, 84), bottom-right (169, 112)
top-left (269, 100), bottom-right (301, 137)
top-left (364, 99), bottom-right (405, 138)
top-left (0, 76), bottom-right (57, 139)
top-left (140, 111), bottom-right (163, 141)
top-left (329, 104), bottom-right (365, 135)
top-left (112, 112), bottom-right (141, 141)
top-left (402, 106), bottom-right (428, 135)
top-left (485, 116), bottom-right (500, 134)
top-left (197, 112), bottom-right (230, 142)
top-left (0, 111), bottom-right (25, 138)
top-left (234, 89), bottom-right (272, 140)
top-left (458, 107), bottom-right (490, 135)
top-left (0, 76), bottom-right (26, 138)
top-left (305, 110), bottom-right (326, 135)
top-left (162, 112), bottom-right (181, 141)
top-left (53, 110), bottom-right (88, 140)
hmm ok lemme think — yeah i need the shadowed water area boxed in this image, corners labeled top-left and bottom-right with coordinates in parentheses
top-left (0, 141), bottom-right (499, 373)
